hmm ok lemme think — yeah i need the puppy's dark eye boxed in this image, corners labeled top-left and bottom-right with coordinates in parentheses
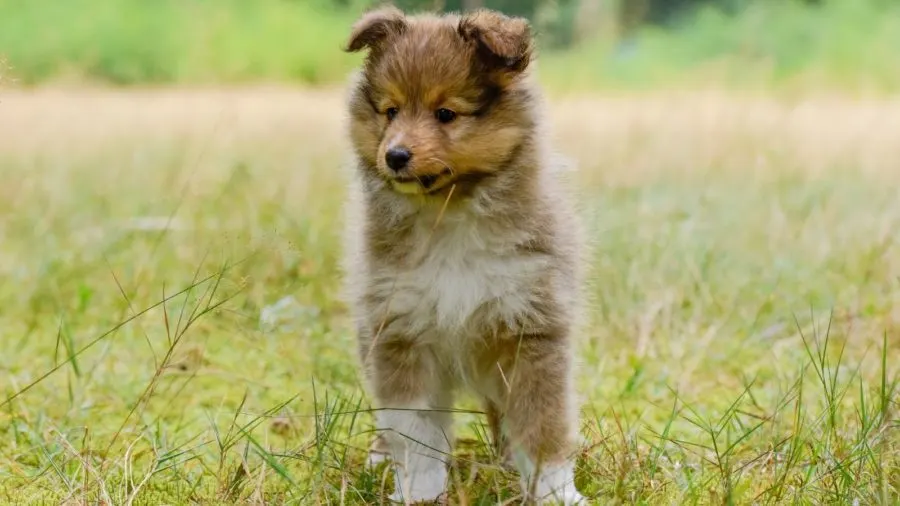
top-left (386, 107), bottom-right (398, 121)
top-left (435, 108), bottom-right (457, 124)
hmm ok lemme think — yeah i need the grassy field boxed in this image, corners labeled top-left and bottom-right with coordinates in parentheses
top-left (1, 86), bottom-right (899, 504)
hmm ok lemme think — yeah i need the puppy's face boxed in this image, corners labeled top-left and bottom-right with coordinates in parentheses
top-left (345, 7), bottom-right (535, 196)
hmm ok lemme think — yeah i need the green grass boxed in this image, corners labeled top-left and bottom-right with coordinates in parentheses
top-left (0, 88), bottom-right (898, 504)
top-left (1, 0), bottom-right (900, 93)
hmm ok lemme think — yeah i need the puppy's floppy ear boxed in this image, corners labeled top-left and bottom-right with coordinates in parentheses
top-left (345, 6), bottom-right (407, 53)
top-left (458, 9), bottom-right (533, 74)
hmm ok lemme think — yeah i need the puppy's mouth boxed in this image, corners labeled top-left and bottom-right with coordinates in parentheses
top-left (390, 168), bottom-right (453, 194)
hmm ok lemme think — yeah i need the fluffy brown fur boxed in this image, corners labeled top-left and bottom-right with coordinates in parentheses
top-left (341, 6), bottom-right (586, 504)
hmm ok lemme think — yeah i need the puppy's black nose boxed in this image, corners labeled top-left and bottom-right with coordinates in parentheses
top-left (385, 147), bottom-right (412, 171)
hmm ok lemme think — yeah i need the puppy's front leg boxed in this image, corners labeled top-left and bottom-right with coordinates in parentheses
top-left (370, 338), bottom-right (453, 504)
top-left (501, 336), bottom-right (585, 505)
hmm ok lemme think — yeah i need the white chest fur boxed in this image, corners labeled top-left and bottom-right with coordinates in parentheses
top-left (366, 207), bottom-right (547, 340)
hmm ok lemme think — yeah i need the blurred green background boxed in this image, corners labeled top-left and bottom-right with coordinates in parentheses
top-left (1, 0), bottom-right (899, 92)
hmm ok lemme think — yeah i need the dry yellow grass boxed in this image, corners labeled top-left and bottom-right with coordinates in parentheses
top-left (1, 86), bottom-right (898, 504)
top-left (2, 87), bottom-right (898, 178)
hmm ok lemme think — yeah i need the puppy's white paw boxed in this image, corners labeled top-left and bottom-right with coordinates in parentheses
top-left (388, 465), bottom-right (448, 504)
top-left (538, 484), bottom-right (586, 505)
top-left (387, 491), bottom-right (446, 505)
top-left (366, 434), bottom-right (392, 467)
top-left (367, 449), bottom-right (390, 467)
top-left (525, 461), bottom-right (586, 505)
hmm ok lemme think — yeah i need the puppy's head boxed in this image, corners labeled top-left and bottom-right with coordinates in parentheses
top-left (345, 6), bottom-right (536, 197)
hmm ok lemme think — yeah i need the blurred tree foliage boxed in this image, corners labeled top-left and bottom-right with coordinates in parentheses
top-left (388, 0), bottom-right (539, 18)
top-left (358, 0), bottom-right (839, 48)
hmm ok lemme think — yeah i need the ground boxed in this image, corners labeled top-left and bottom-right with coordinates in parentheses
top-left (0, 86), bottom-right (898, 504)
